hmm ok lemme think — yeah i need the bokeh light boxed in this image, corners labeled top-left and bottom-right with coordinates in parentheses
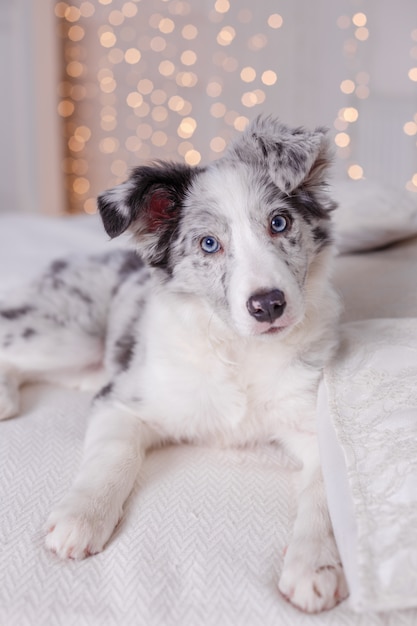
top-left (57, 1), bottom-right (415, 213)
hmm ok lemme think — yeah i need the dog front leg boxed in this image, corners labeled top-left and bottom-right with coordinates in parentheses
top-left (45, 402), bottom-right (154, 560)
top-left (278, 433), bottom-right (348, 613)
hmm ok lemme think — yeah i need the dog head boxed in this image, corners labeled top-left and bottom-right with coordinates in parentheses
top-left (98, 115), bottom-right (336, 337)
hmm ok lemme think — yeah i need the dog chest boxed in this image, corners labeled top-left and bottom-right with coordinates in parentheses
top-left (123, 298), bottom-right (319, 444)
top-left (133, 321), bottom-right (248, 441)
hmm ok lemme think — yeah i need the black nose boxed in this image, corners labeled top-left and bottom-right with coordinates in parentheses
top-left (246, 289), bottom-right (286, 323)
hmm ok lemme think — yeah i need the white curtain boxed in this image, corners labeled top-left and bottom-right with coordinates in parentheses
top-left (0, 0), bottom-right (64, 214)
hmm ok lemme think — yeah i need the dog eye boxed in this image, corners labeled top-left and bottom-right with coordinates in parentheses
top-left (200, 236), bottom-right (221, 254)
top-left (270, 215), bottom-right (288, 234)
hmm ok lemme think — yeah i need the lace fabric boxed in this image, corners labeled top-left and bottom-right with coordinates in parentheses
top-left (318, 318), bottom-right (417, 611)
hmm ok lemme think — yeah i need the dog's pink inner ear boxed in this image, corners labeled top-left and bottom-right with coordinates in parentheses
top-left (147, 191), bottom-right (173, 231)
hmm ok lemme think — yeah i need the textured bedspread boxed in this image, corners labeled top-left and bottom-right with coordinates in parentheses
top-left (1, 213), bottom-right (417, 626)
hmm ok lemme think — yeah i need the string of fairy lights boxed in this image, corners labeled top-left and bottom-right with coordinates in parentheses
top-left (55, 1), bottom-right (417, 214)
top-left (405, 27), bottom-right (417, 192)
top-left (333, 10), bottom-right (370, 181)
top-left (56, 0), bottom-right (285, 212)
top-left (335, 10), bottom-right (417, 190)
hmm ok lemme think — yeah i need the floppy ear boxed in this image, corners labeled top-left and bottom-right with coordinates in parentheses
top-left (97, 162), bottom-right (198, 269)
top-left (230, 115), bottom-right (333, 194)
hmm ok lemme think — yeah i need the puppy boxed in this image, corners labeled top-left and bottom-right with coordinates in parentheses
top-left (0, 116), bottom-right (347, 613)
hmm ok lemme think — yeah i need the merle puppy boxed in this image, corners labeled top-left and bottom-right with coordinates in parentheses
top-left (0, 116), bottom-right (347, 613)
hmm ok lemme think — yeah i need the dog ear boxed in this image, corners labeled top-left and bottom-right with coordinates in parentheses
top-left (231, 115), bottom-right (333, 194)
top-left (97, 162), bottom-right (198, 268)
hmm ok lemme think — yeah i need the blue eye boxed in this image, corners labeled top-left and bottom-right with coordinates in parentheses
top-left (270, 215), bottom-right (288, 234)
top-left (200, 236), bottom-right (221, 254)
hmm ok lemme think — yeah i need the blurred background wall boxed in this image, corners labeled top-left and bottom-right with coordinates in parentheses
top-left (1, 0), bottom-right (416, 215)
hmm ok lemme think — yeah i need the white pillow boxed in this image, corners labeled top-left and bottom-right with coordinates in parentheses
top-left (318, 318), bottom-right (417, 612)
top-left (331, 180), bottom-right (417, 254)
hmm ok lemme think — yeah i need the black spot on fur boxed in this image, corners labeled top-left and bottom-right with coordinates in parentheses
top-left (312, 226), bottom-right (332, 249)
top-left (220, 272), bottom-right (227, 292)
top-left (45, 259), bottom-right (69, 290)
top-left (22, 328), bottom-right (36, 339)
top-left (287, 189), bottom-right (330, 223)
top-left (43, 266), bottom-right (63, 290)
top-left (274, 142), bottom-right (284, 158)
top-left (111, 252), bottom-right (148, 297)
top-left (94, 382), bottom-right (114, 401)
top-left (50, 259), bottom-right (68, 274)
top-left (291, 126), bottom-right (306, 136)
top-left (114, 332), bottom-right (136, 370)
top-left (286, 147), bottom-right (307, 175)
top-left (69, 286), bottom-right (94, 305)
top-left (263, 179), bottom-right (288, 208)
top-left (118, 251), bottom-right (144, 277)
top-left (255, 135), bottom-right (268, 159)
top-left (0, 305), bottom-right (34, 320)
top-left (44, 313), bottom-right (65, 327)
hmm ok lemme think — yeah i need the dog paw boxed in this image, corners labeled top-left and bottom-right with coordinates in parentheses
top-left (279, 561), bottom-right (348, 613)
top-left (278, 537), bottom-right (349, 613)
top-left (45, 493), bottom-right (121, 560)
top-left (0, 373), bottom-right (19, 420)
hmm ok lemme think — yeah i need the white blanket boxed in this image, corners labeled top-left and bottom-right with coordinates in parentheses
top-left (318, 319), bottom-right (417, 612)
top-left (1, 213), bottom-right (417, 625)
